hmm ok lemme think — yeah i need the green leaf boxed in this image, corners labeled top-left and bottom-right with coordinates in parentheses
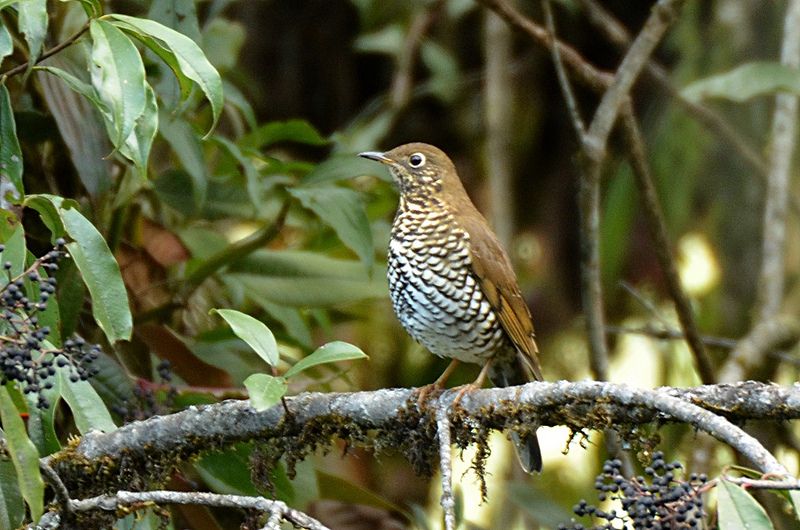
top-left (195, 444), bottom-right (260, 496)
top-left (36, 56), bottom-right (115, 196)
top-left (790, 491), bottom-right (800, 522)
top-left (202, 18), bottom-right (245, 72)
top-left (118, 83), bottom-right (158, 176)
top-left (213, 135), bottom-right (263, 209)
top-left (284, 341), bottom-right (367, 379)
top-left (90, 19), bottom-right (147, 151)
top-left (25, 195), bottom-right (132, 343)
top-left (718, 479), bottom-right (775, 530)
top-left (34, 65), bottom-right (103, 108)
top-left (243, 373), bottom-right (287, 412)
top-left (159, 114), bottom-right (207, 209)
top-left (0, 22), bottom-right (12, 67)
top-left (17, 0), bottom-right (47, 64)
top-left (251, 297), bottom-right (312, 348)
top-left (227, 250), bottom-right (388, 307)
top-left (61, 206), bottom-right (132, 343)
top-left (289, 186), bottom-right (374, 271)
top-left (0, 386), bottom-right (44, 522)
top-left (25, 350), bottom-right (61, 455)
top-left (211, 309), bottom-right (279, 366)
top-left (148, 0), bottom-right (200, 44)
top-left (108, 14), bottom-right (223, 134)
top-left (0, 85), bottom-right (23, 197)
top-left (57, 366), bottom-right (117, 433)
top-left (302, 154), bottom-right (391, 185)
top-left (70, 0), bottom-right (103, 18)
top-left (0, 221), bottom-right (26, 282)
top-left (0, 459), bottom-right (24, 530)
top-left (241, 119), bottom-right (328, 149)
top-left (682, 61), bottom-right (800, 103)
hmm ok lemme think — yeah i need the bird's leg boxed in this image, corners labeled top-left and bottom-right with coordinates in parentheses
top-left (451, 359), bottom-right (492, 408)
top-left (416, 359), bottom-right (461, 408)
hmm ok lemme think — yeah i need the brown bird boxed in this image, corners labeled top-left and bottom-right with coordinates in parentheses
top-left (359, 143), bottom-right (544, 473)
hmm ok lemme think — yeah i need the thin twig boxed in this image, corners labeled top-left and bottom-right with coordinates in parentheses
top-left (0, 23), bottom-right (90, 81)
top-left (576, 0), bottom-right (769, 180)
top-left (723, 476), bottom-right (800, 490)
top-left (605, 325), bottom-right (737, 349)
top-left (390, 0), bottom-right (444, 110)
top-left (583, 0), bottom-right (684, 160)
top-left (756, 0), bottom-right (800, 322)
top-left (263, 505), bottom-right (284, 530)
top-left (620, 107), bottom-right (715, 384)
top-left (69, 490), bottom-right (330, 530)
top-left (542, 0), bottom-right (586, 137)
top-left (436, 405), bottom-right (456, 530)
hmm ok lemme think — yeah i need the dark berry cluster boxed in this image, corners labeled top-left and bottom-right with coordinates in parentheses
top-left (0, 239), bottom-right (100, 408)
top-left (559, 453), bottom-right (707, 529)
top-left (113, 360), bottom-right (176, 423)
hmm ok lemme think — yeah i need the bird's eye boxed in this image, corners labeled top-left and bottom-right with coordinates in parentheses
top-left (408, 153), bottom-right (426, 168)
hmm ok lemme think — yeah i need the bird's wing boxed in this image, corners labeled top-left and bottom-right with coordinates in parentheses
top-left (460, 213), bottom-right (543, 381)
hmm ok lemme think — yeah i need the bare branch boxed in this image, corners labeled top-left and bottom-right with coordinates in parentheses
top-left (756, 0), bottom-right (800, 322)
top-left (620, 107), bottom-right (715, 384)
top-left (577, 0), bottom-right (769, 179)
top-left (436, 405), bottom-right (456, 530)
top-left (583, 0), bottom-right (684, 161)
top-left (543, 0), bottom-right (586, 137)
top-left (719, 315), bottom-right (800, 383)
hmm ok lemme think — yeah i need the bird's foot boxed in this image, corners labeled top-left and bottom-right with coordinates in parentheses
top-left (414, 383), bottom-right (445, 410)
top-left (449, 382), bottom-right (481, 409)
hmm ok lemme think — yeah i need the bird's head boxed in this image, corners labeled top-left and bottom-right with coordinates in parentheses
top-left (359, 143), bottom-right (458, 197)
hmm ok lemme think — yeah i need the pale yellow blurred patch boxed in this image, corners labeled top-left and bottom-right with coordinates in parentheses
top-left (677, 232), bottom-right (720, 296)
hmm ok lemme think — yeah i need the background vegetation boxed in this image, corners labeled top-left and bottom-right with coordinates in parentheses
top-left (1, 0), bottom-right (799, 528)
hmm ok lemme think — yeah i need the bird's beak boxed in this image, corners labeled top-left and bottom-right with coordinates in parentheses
top-left (358, 151), bottom-right (394, 165)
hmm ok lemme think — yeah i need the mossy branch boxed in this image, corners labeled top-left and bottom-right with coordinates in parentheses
top-left (44, 380), bottom-right (799, 502)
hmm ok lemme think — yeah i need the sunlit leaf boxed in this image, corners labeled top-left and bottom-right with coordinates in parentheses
top-left (0, 85), bottom-right (23, 197)
top-left (211, 309), bottom-right (279, 367)
top-left (682, 61), bottom-right (800, 103)
top-left (284, 341), bottom-right (367, 379)
top-left (717, 479), bottom-right (774, 530)
top-left (289, 186), bottom-right (374, 272)
top-left (109, 14), bottom-right (223, 134)
top-left (89, 19), bottom-right (147, 151)
top-left (251, 297), bottom-right (312, 348)
top-left (0, 386), bottom-right (44, 522)
top-left (243, 373), bottom-right (287, 412)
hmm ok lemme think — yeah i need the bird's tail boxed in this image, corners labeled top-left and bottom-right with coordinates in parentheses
top-left (488, 350), bottom-right (542, 473)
